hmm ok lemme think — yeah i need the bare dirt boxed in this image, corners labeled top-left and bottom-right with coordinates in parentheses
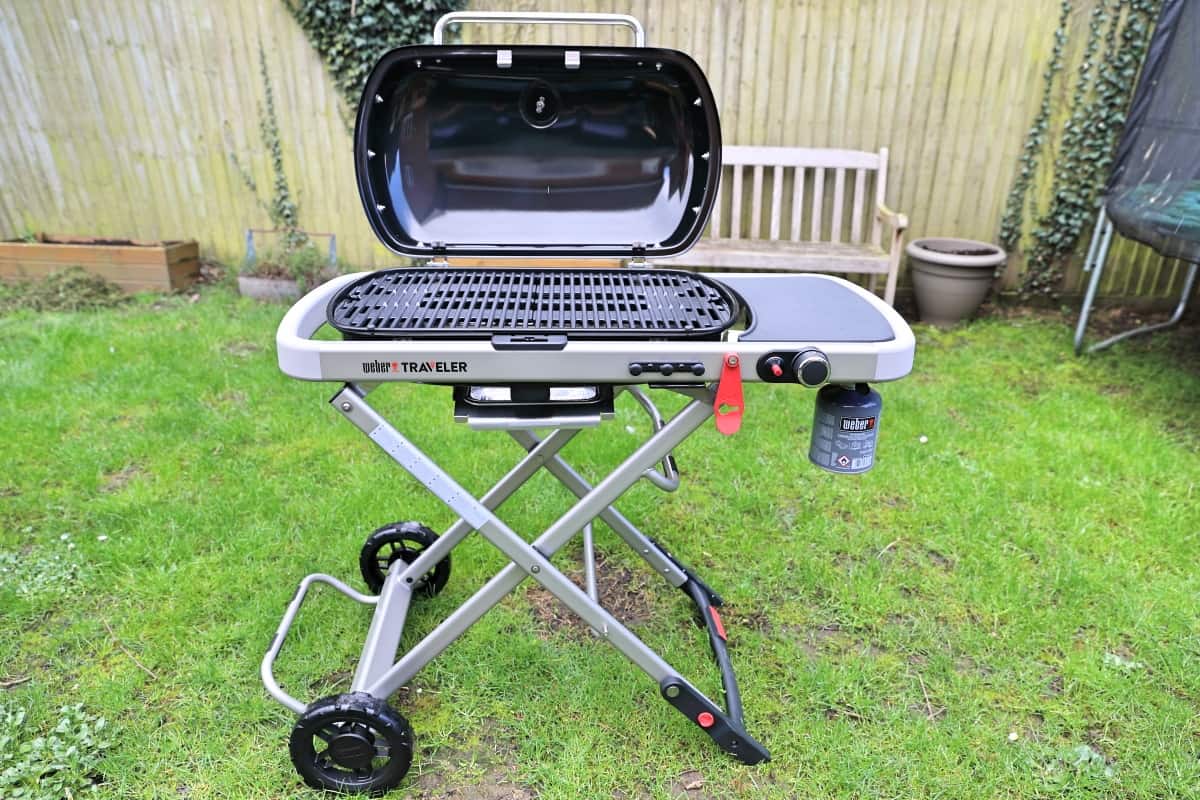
top-left (101, 464), bottom-right (144, 493)
top-left (525, 551), bottom-right (661, 639)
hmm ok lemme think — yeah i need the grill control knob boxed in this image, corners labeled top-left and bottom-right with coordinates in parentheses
top-left (792, 349), bottom-right (830, 387)
top-left (659, 363), bottom-right (674, 376)
top-left (628, 363), bottom-right (644, 376)
top-left (690, 363), bottom-right (706, 376)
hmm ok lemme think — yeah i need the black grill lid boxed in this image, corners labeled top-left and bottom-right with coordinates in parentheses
top-left (327, 268), bottom-right (741, 340)
top-left (354, 45), bottom-right (721, 259)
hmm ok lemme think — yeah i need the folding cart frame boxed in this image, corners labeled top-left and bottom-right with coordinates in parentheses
top-left (263, 378), bottom-right (769, 774)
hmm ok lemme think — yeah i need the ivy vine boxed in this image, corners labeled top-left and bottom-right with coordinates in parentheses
top-left (229, 43), bottom-right (308, 253)
top-left (999, 0), bottom-right (1162, 300)
top-left (286, 0), bottom-right (465, 115)
top-left (998, 0), bottom-right (1072, 256)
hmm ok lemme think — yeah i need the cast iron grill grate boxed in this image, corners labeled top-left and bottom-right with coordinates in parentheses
top-left (327, 268), bottom-right (741, 340)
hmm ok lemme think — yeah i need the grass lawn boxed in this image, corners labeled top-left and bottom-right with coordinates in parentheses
top-left (1, 285), bottom-right (1198, 799)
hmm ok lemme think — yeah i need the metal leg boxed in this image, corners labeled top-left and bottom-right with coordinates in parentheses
top-left (385, 426), bottom-right (580, 590)
top-left (627, 387), bottom-right (680, 492)
top-left (1075, 207), bottom-right (1115, 355)
top-left (1087, 261), bottom-right (1198, 353)
top-left (508, 429), bottom-right (688, 587)
top-left (351, 566), bottom-right (412, 692)
top-left (345, 425), bottom-right (581, 694)
top-left (582, 522), bottom-right (598, 602)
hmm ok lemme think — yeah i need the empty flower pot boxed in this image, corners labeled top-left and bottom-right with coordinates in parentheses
top-left (906, 238), bottom-right (1006, 326)
top-left (237, 274), bottom-right (302, 302)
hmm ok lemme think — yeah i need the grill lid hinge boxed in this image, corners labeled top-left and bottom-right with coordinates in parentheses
top-left (428, 243), bottom-right (449, 268)
top-left (629, 244), bottom-right (649, 269)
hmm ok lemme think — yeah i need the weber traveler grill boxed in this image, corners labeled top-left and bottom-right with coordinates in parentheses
top-left (264, 11), bottom-right (915, 795)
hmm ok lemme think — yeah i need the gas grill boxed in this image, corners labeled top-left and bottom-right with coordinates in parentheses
top-left (263, 11), bottom-right (914, 795)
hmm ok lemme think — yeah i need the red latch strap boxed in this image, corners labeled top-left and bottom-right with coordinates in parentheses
top-left (714, 353), bottom-right (743, 435)
top-left (709, 605), bottom-right (727, 641)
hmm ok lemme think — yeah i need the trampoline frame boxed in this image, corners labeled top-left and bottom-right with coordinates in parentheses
top-left (1074, 206), bottom-right (1198, 355)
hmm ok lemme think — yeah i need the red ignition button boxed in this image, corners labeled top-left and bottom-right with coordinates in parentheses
top-left (770, 363), bottom-right (783, 377)
top-left (697, 712), bottom-right (715, 728)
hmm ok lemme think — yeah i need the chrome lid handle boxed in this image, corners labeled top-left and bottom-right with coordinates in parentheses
top-left (433, 11), bottom-right (646, 47)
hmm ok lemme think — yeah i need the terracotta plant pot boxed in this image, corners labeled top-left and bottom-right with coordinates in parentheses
top-left (906, 238), bottom-right (1006, 326)
top-left (237, 274), bottom-right (301, 302)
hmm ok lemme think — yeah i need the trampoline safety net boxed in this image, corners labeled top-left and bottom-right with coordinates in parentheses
top-left (1105, 0), bottom-right (1200, 264)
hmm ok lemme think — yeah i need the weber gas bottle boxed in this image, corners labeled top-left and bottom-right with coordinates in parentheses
top-left (809, 383), bottom-right (882, 474)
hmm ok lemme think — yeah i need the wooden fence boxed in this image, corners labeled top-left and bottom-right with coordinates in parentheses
top-left (0, 0), bottom-right (1190, 304)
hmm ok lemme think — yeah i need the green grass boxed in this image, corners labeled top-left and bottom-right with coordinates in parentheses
top-left (1, 288), bottom-right (1198, 799)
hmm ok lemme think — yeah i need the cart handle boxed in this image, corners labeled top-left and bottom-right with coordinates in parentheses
top-left (433, 11), bottom-right (646, 48)
top-left (262, 573), bottom-right (379, 715)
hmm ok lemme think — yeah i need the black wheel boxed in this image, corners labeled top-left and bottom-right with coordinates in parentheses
top-left (289, 692), bottom-right (414, 795)
top-left (359, 521), bottom-right (450, 596)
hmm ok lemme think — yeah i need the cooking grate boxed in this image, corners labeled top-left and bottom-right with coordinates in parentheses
top-left (327, 268), bottom-right (741, 340)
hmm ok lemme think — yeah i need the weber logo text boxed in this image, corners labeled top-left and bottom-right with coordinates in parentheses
top-left (840, 416), bottom-right (876, 432)
top-left (361, 359), bottom-right (469, 375)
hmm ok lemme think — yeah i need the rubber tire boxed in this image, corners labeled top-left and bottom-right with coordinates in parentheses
top-left (359, 521), bottom-right (451, 596)
top-left (289, 692), bottom-right (414, 795)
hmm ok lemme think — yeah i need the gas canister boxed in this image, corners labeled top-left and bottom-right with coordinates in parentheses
top-left (809, 383), bottom-right (882, 474)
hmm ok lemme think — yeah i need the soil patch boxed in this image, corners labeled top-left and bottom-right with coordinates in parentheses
top-left (221, 340), bottom-right (262, 358)
top-left (668, 769), bottom-right (714, 799)
top-left (410, 743), bottom-right (535, 800)
top-left (526, 552), bottom-right (660, 638)
top-left (101, 464), bottom-right (144, 493)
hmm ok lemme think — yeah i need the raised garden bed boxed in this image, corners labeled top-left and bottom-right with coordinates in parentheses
top-left (0, 235), bottom-right (200, 293)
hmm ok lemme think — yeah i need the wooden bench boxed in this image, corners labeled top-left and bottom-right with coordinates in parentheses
top-left (657, 146), bottom-right (908, 306)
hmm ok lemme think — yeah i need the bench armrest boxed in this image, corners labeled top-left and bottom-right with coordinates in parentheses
top-left (876, 202), bottom-right (909, 232)
top-left (874, 203), bottom-right (907, 307)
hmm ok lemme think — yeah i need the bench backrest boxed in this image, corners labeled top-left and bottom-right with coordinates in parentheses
top-left (708, 146), bottom-right (889, 247)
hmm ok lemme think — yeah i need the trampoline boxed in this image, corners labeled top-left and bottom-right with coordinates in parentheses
top-left (1075, 0), bottom-right (1200, 353)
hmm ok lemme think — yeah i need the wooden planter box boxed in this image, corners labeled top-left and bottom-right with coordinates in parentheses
top-left (0, 235), bottom-right (200, 293)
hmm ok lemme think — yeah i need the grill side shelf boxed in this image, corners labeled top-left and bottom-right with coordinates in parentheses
top-left (326, 268), bottom-right (741, 341)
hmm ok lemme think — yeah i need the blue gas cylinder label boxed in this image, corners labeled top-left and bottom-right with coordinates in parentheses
top-left (809, 385), bottom-right (882, 474)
